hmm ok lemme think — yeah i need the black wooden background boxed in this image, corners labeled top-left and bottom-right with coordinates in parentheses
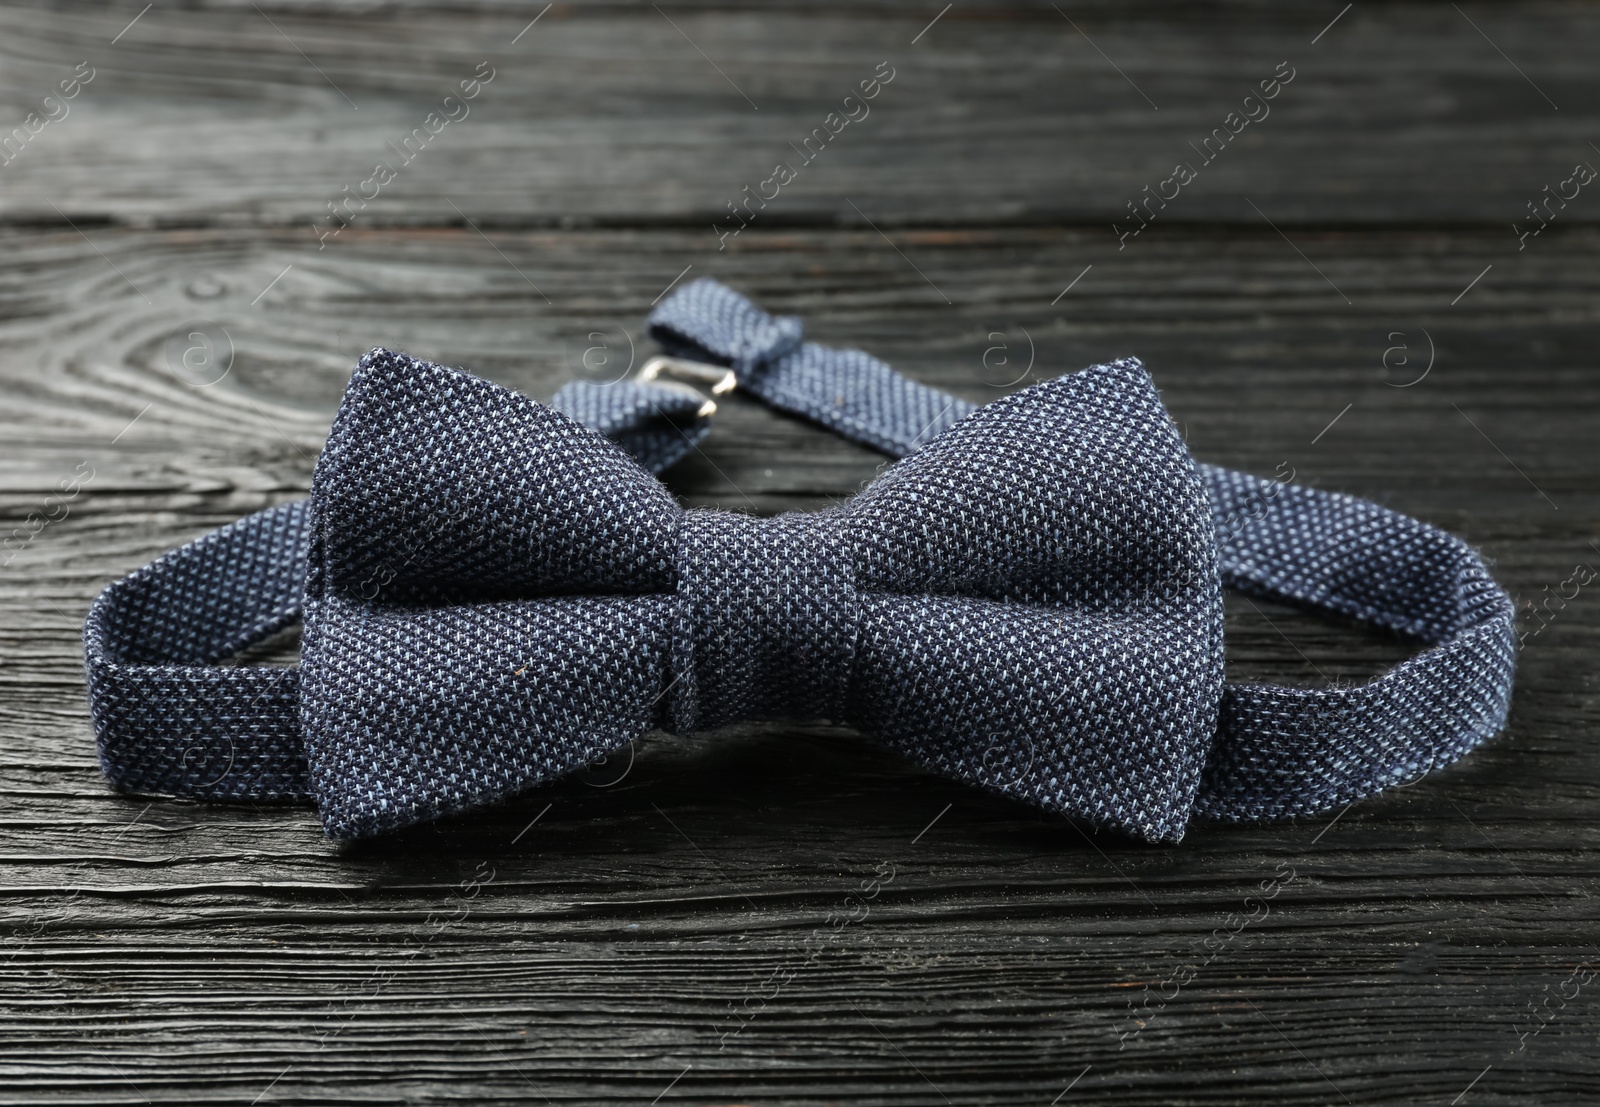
top-left (2, 2), bottom-right (1597, 1104)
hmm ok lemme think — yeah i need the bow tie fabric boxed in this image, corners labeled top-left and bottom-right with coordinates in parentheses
top-left (83, 279), bottom-right (1517, 842)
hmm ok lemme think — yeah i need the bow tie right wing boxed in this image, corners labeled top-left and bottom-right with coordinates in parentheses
top-left (843, 359), bottom-right (1225, 841)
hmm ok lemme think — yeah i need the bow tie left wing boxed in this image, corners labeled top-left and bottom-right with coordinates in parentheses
top-left (312, 348), bottom-right (683, 603)
top-left (301, 350), bottom-right (684, 836)
top-left (842, 359), bottom-right (1224, 841)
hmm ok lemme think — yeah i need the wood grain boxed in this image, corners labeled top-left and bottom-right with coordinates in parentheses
top-left (3, 2), bottom-right (1599, 1104)
top-left (0, 3), bottom-right (1597, 228)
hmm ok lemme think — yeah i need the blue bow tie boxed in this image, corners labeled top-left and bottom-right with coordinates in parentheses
top-left (84, 279), bottom-right (1516, 842)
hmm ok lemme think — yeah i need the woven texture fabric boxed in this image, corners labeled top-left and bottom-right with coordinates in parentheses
top-left (549, 379), bottom-right (711, 473)
top-left (81, 279), bottom-right (1517, 843)
top-left (650, 278), bottom-right (973, 454)
top-left (668, 509), bottom-right (860, 735)
top-left (84, 502), bottom-right (313, 801)
top-left (1196, 466), bottom-right (1516, 820)
top-left (611, 280), bottom-right (1519, 824)
top-left (292, 350), bottom-right (1217, 839)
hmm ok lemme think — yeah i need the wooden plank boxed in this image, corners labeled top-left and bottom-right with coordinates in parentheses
top-left (1, 224), bottom-right (1594, 506)
top-left (1, 223), bottom-right (1597, 1103)
top-left (0, 3), bottom-right (1596, 229)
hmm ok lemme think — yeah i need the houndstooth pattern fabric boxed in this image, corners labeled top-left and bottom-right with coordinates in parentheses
top-left (81, 279), bottom-right (1517, 842)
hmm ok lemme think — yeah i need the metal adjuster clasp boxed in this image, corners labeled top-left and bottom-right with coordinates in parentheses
top-left (633, 356), bottom-right (736, 418)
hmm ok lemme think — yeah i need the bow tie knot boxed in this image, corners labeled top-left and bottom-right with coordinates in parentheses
top-left (670, 510), bottom-right (858, 734)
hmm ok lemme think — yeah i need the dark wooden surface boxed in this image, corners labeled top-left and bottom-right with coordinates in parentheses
top-left (3, 2), bottom-right (1598, 1104)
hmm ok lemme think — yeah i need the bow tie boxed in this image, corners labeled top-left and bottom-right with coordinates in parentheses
top-left (84, 279), bottom-right (1517, 842)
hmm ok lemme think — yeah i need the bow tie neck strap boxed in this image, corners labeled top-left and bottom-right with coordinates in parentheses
top-left (83, 501), bottom-right (314, 802)
top-left (646, 277), bottom-right (804, 375)
top-left (648, 278), bottom-right (973, 455)
top-left (1193, 465), bottom-right (1516, 822)
top-left (549, 379), bottom-right (712, 474)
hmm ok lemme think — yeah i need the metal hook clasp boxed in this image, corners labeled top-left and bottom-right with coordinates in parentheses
top-left (632, 356), bottom-right (736, 419)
